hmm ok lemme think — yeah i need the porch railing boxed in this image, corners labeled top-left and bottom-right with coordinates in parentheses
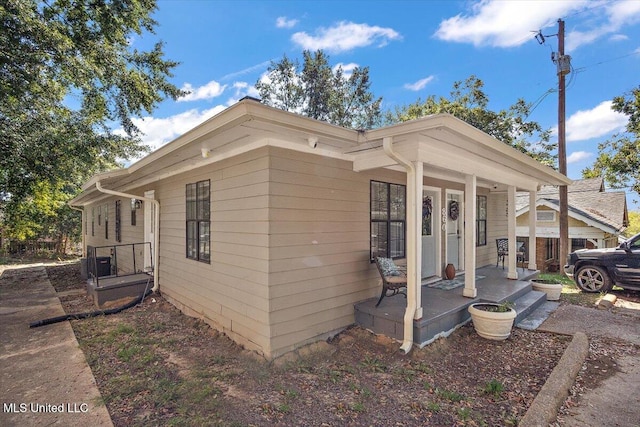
top-left (86, 242), bottom-right (153, 287)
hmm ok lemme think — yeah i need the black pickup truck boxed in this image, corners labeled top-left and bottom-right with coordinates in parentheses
top-left (564, 232), bottom-right (640, 293)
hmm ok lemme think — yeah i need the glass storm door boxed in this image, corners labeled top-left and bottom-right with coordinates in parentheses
top-left (421, 189), bottom-right (439, 278)
top-left (446, 192), bottom-right (462, 271)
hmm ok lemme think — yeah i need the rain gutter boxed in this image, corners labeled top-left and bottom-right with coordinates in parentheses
top-left (382, 137), bottom-right (416, 354)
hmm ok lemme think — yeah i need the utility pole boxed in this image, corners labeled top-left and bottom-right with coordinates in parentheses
top-left (535, 19), bottom-right (571, 272)
top-left (556, 19), bottom-right (569, 274)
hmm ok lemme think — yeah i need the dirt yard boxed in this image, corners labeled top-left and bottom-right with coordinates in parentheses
top-left (27, 261), bottom-right (638, 426)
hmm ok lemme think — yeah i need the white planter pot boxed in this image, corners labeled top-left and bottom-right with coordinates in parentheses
top-left (531, 279), bottom-right (562, 301)
top-left (468, 303), bottom-right (517, 341)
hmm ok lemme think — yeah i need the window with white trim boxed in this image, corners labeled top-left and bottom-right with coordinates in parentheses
top-left (476, 195), bottom-right (487, 246)
top-left (186, 180), bottom-right (210, 263)
top-left (536, 210), bottom-right (556, 222)
top-left (370, 181), bottom-right (406, 259)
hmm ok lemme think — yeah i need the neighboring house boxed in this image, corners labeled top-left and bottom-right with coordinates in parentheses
top-left (70, 97), bottom-right (570, 359)
top-left (515, 178), bottom-right (628, 272)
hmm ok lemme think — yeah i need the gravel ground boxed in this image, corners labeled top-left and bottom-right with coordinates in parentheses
top-left (6, 259), bottom-right (637, 426)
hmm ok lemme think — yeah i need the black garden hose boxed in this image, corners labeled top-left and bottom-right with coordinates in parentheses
top-left (29, 289), bottom-right (153, 328)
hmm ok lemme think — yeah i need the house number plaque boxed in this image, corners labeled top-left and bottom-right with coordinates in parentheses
top-left (441, 207), bottom-right (447, 231)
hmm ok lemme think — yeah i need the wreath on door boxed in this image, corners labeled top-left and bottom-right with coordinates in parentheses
top-left (448, 200), bottom-right (459, 220)
top-left (422, 196), bottom-right (432, 219)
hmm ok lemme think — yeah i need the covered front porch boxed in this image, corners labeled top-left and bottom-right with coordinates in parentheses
top-left (351, 115), bottom-right (572, 352)
top-left (355, 266), bottom-right (544, 347)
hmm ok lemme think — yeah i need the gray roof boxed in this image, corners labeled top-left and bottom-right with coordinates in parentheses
top-left (516, 178), bottom-right (628, 232)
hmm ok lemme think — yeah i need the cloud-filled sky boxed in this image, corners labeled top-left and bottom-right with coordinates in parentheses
top-left (123, 0), bottom-right (639, 208)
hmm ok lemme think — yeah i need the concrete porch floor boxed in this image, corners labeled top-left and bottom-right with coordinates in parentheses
top-left (354, 265), bottom-right (543, 347)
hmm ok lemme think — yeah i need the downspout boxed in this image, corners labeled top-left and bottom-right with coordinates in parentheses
top-left (69, 205), bottom-right (85, 257)
top-left (95, 181), bottom-right (160, 292)
top-left (382, 137), bottom-right (416, 354)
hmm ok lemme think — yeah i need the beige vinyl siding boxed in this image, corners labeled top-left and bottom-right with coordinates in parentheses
top-left (474, 189), bottom-right (494, 267)
top-left (485, 192), bottom-right (508, 267)
top-left (154, 147), bottom-right (272, 355)
top-left (82, 198), bottom-right (145, 278)
top-left (266, 147), bottom-right (399, 357)
top-left (85, 198), bottom-right (145, 246)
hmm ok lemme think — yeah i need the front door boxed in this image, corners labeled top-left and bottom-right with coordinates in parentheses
top-left (446, 191), bottom-right (463, 272)
top-left (421, 188), bottom-right (441, 279)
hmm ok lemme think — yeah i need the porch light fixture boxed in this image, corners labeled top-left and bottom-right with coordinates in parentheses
top-left (308, 136), bottom-right (318, 149)
top-left (201, 148), bottom-right (211, 158)
top-left (131, 199), bottom-right (142, 210)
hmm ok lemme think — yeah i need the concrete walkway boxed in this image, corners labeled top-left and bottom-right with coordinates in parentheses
top-left (536, 304), bottom-right (640, 427)
top-left (0, 264), bottom-right (113, 427)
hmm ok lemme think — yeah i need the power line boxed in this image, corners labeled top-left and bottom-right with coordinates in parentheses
top-left (561, 0), bottom-right (616, 20)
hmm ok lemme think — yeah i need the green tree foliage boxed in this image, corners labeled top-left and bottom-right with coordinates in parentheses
top-left (624, 211), bottom-right (640, 237)
top-left (385, 76), bottom-right (557, 167)
top-left (582, 86), bottom-right (639, 201)
top-left (256, 50), bottom-right (382, 129)
top-left (0, 0), bottom-right (184, 250)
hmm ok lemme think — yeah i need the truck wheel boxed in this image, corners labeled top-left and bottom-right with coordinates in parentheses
top-left (575, 266), bottom-right (612, 293)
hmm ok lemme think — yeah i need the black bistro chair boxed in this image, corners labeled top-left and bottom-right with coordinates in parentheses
top-left (496, 239), bottom-right (526, 271)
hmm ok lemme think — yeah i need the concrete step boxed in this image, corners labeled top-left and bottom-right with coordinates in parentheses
top-left (517, 301), bottom-right (561, 330)
top-left (512, 289), bottom-right (547, 324)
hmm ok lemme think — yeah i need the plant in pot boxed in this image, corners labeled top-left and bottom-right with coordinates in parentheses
top-left (468, 301), bottom-right (516, 341)
top-left (530, 278), bottom-right (562, 301)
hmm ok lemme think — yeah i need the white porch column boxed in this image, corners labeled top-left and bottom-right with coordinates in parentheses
top-left (507, 185), bottom-right (518, 279)
top-left (463, 174), bottom-right (477, 298)
top-left (528, 190), bottom-right (537, 270)
top-left (413, 161), bottom-right (423, 319)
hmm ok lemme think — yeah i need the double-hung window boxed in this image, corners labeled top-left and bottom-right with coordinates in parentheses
top-left (370, 181), bottom-right (406, 259)
top-left (476, 195), bottom-right (487, 246)
top-left (186, 180), bottom-right (210, 263)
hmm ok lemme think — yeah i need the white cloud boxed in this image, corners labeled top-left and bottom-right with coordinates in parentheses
top-left (333, 62), bottom-right (358, 79)
top-left (178, 80), bottom-right (226, 102)
top-left (276, 16), bottom-right (298, 29)
top-left (609, 34), bottom-right (629, 42)
top-left (565, 100), bottom-right (628, 142)
top-left (404, 76), bottom-right (435, 91)
top-left (123, 106), bottom-right (226, 157)
top-left (228, 81), bottom-right (260, 103)
top-left (567, 0), bottom-right (640, 50)
top-left (434, 0), bottom-right (586, 47)
top-left (431, 0), bottom-right (640, 50)
top-left (291, 21), bottom-right (401, 53)
top-left (567, 150), bottom-right (593, 164)
top-left (220, 60), bottom-right (272, 81)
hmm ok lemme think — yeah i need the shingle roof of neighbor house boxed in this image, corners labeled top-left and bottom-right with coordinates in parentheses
top-left (516, 177), bottom-right (628, 232)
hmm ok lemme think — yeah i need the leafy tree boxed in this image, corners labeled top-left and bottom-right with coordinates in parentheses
top-left (385, 76), bottom-right (556, 166)
top-left (624, 211), bottom-right (640, 237)
top-left (582, 86), bottom-right (640, 201)
top-left (256, 50), bottom-right (382, 129)
top-left (0, 0), bottom-right (184, 250)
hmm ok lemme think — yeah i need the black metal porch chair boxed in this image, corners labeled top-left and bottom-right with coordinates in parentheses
top-left (496, 239), bottom-right (526, 271)
top-left (373, 257), bottom-right (407, 307)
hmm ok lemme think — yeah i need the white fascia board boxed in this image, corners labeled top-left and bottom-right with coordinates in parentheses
top-left (128, 100), bottom-right (359, 174)
top-left (357, 115), bottom-right (568, 189)
top-left (516, 199), bottom-right (619, 234)
top-left (517, 226), bottom-right (606, 240)
top-left (116, 138), bottom-right (355, 193)
top-left (437, 116), bottom-right (571, 186)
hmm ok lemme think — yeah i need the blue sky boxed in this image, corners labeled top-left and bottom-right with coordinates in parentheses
top-left (126, 0), bottom-right (639, 209)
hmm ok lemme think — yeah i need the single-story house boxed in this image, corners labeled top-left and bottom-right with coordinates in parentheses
top-left (70, 97), bottom-right (571, 359)
top-left (515, 178), bottom-right (628, 272)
